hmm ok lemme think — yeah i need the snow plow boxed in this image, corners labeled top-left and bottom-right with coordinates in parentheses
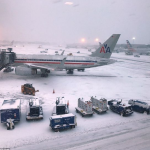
top-left (21, 83), bottom-right (39, 96)
top-left (75, 98), bottom-right (94, 117)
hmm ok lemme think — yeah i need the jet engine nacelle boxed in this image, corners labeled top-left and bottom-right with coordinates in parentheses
top-left (15, 66), bottom-right (37, 76)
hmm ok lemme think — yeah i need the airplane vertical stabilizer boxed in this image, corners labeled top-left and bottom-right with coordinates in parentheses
top-left (91, 34), bottom-right (120, 58)
top-left (126, 40), bottom-right (135, 51)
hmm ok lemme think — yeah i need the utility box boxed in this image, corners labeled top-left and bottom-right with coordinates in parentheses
top-left (75, 98), bottom-right (93, 117)
top-left (91, 97), bottom-right (108, 114)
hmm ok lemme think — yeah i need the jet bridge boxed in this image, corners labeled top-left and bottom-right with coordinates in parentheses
top-left (0, 48), bottom-right (16, 71)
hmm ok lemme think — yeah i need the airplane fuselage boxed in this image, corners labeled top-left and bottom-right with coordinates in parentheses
top-left (13, 54), bottom-right (111, 69)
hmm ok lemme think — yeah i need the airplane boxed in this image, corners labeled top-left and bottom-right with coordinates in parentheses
top-left (0, 41), bottom-right (14, 48)
top-left (0, 34), bottom-right (120, 77)
top-left (125, 40), bottom-right (150, 56)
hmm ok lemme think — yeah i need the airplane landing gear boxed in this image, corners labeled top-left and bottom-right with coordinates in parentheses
top-left (77, 69), bottom-right (85, 72)
top-left (40, 69), bottom-right (50, 77)
top-left (66, 69), bottom-right (74, 74)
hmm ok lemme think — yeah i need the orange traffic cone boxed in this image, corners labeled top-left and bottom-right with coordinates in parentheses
top-left (53, 89), bottom-right (55, 94)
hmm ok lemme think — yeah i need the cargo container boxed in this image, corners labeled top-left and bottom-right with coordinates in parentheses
top-left (49, 113), bottom-right (77, 132)
top-left (26, 98), bottom-right (43, 120)
top-left (0, 99), bottom-right (21, 129)
top-left (91, 97), bottom-right (108, 114)
top-left (75, 98), bottom-right (94, 117)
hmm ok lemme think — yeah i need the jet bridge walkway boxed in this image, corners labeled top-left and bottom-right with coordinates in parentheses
top-left (0, 49), bottom-right (16, 71)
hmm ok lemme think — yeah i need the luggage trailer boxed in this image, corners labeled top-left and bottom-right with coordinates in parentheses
top-left (75, 98), bottom-right (94, 117)
top-left (91, 97), bottom-right (108, 114)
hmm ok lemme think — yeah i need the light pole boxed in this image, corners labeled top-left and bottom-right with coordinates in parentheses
top-left (132, 37), bottom-right (135, 44)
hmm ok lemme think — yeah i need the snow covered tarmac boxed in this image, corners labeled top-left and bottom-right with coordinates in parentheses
top-left (0, 46), bottom-right (150, 150)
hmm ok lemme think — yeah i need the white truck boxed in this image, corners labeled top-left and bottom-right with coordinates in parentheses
top-left (26, 98), bottom-right (43, 120)
top-left (75, 98), bottom-right (94, 117)
top-left (91, 97), bottom-right (108, 114)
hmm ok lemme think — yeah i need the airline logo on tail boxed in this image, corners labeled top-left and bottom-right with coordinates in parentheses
top-left (126, 40), bottom-right (135, 51)
top-left (100, 44), bottom-right (111, 53)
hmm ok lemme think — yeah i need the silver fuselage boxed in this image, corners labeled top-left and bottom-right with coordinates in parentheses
top-left (13, 54), bottom-right (114, 69)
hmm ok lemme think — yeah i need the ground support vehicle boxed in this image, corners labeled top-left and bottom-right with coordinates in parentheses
top-left (3, 66), bottom-right (14, 72)
top-left (26, 98), bottom-right (43, 120)
top-left (108, 99), bottom-right (133, 117)
top-left (75, 98), bottom-right (94, 117)
top-left (52, 97), bottom-right (69, 116)
top-left (91, 97), bottom-right (108, 114)
top-left (49, 113), bottom-right (77, 132)
top-left (21, 83), bottom-right (39, 96)
top-left (128, 99), bottom-right (150, 114)
top-left (0, 99), bottom-right (21, 130)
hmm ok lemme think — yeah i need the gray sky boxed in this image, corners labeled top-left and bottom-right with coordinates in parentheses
top-left (0, 0), bottom-right (150, 44)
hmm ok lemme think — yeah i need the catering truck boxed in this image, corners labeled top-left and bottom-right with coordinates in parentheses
top-left (0, 99), bottom-right (21, 130)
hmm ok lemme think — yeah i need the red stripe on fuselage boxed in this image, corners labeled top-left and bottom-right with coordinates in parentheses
top-left (14, 61), bottom-right (94, 65)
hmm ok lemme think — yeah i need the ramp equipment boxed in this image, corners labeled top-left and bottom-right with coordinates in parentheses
top-left (0, 48), bottom-right (16, 71)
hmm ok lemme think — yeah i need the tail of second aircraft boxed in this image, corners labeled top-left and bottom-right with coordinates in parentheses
top-left (126, 40), bottom-right (135, 51)
top-left (91, 34), bottom-right (120, 58)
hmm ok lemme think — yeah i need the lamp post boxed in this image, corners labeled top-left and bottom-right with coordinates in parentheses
top-left (132, 37), bottom-right (135, 44)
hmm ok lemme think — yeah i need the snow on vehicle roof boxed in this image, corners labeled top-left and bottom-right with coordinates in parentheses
top-left (29, 98), bottom-right (40, 107)
top-left (1, 99), bottom-right (21, 110)
top-left (50, 113), bottom-right (74, 119)
top-left (78, 98), bottom-right (92, 103)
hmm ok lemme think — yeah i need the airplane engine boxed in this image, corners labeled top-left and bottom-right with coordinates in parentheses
top-left (15, 66), bottom-right (37, 76)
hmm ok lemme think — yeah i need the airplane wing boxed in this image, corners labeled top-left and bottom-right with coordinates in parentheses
top-left (22, 57), bottom-right (67, 70)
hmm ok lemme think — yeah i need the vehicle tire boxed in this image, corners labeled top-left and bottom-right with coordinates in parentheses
top-left (76, 109), bottom-right (78, 113)
top-left (143, 111), bottom-right (148, 115)
top-left (82, 114), bottom-right (84, 117)
top-left (7, 127), bottom-right (10, 130)
top-left (121, 112), bottom-right (124, 117)
top-left (54, 129), bottom-right (59, 132)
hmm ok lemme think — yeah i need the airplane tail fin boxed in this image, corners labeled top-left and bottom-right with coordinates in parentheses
top-left (10, 40), bottom-right (14, 46)
top-left (91, 34), bottom-right (120, 58)
top-left (126, 40), bottom-right (135, 51)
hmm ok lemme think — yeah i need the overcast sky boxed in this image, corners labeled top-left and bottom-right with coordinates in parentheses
top-left (0, 0), bottom-right (150, 44)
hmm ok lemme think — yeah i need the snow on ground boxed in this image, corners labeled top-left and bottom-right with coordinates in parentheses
top-left (0, 44), bottom-right (150, 150)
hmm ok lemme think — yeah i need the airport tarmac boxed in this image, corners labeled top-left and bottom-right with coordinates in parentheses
top-left (0, 45), bottom-right (150, 150)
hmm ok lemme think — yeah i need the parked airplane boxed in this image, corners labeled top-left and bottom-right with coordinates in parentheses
top-left (0, 41), bottom-right (14, 48)
top-left (125, 40), bottom-right (150, 55)
top-left (0, 34), bottom-right (120, 77)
